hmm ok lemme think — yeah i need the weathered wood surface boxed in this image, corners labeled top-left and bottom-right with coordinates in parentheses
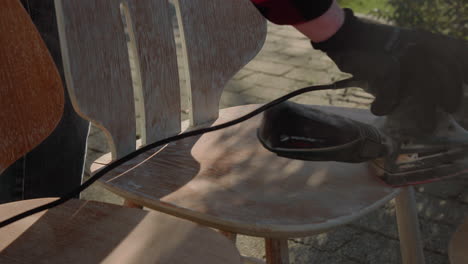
top-left (56, 0), bottom-right (184, 155)
top-left (0, 198), bottom-right (243, 264)
top-left (449, 217), bottom-right (468, 264)
top-left (125, 0), bottom-right (181, 144)
top-left (55, 0), bottom-right (135, 158)
top-left (174, 0), bottom-right (267, 125)
top-left (95, 105), bottom-right (400, 237)
top-left (0, 0), bottom-right (64, 174)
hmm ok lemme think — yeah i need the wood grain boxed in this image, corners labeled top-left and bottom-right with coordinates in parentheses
top-left (125, 0), bottom-right (181, 144)
top-left (265, 238), bottom-right (289, 264)
top-left (55, 0), bottom-right (136, 158)
top-left (0, 198), bottom-right (242, 264)
top-left (449, 217), bottom-right (468, 264)
top-left (96, 105), bottom-right (400, 237)
top-left (174, 0), bottom-right (267, 125)
top-left (0, 0), bottom-right (64, 174)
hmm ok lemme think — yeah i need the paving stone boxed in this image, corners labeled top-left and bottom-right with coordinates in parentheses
top-left (264, 34), bottom-right (285, 43)
top-left (86, 128), bottom-right (110, 153)
top-left (420, 219), bottom-right (457, 255)
top-left (241, 85), bottom-right (292, 102)
top-left (276, 56), bottom-right (314, 69)
top-left (232, 68), bottom-right (256, 81)
top-left (244, 60), bottom-right (294, 76)
top-left (256, 50), bottom-right (293, 64)
top-left (224, 79), bottom-right (255, 93)
top-left (329, 98), bottom-right (364, 108)
top-left (291, 226), bottom-right (360, 252)
top-left (336, 99), bottom-right (371, 109)
top-left (261, 42), bottom-right (287, 52)
top-left (80, 176), bottom-right (124, 205)
top-left (416, 177), bottom-right (468, 199)
top-left (238, 82), bottom-right (329, 105)
top-left (291, 93), bottom-right (332, 106)
top-left (345, 94), bottom-right (373, 105)
top-left (296, 87), bottom-right (331, 99)
top-left (242, 73), bottom-right (302, 90)
top-left (337, 231), bottom-right (401, 264)
top-left (327, 88), bottom-right (348, 98)
top-left (236, 235), bottom-right (265, 261)
top-left (305, 58), bottom-right (337, 71)
top-left (349, 205), bottom-right (399, 239)
top-left (285, 68), bottom-right (334, 84)
top-left (459, 190), bottom-right (468, 204)
top-left (415, 192), bottom-right (468, 225)
top-left (347, 89), bottom-right (375, 100)
top-left (84, 148), bottom-right (107, 175)
top-left (88, 124), bottom-right (101, 136)
top-left (266, 22), bottom-right (282, 33)
top-left (280, 47), bottom-right (313, 58)
top-left (289, 243), bottom-right (360, 264)
top-left (220, 90), bottom-right (263, 108)
top-left (271, 27), bottom-right (308, 40)
top-left (424, 252), bottom-right (449, 264)
top-left (282, 54), bottom-right (336, 71)
top-left (284, 39), bottom-right (315, 50)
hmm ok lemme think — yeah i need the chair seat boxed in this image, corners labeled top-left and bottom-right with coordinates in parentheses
top-left (0, 198), bottom-right (242, 264)
top-left (449, 217), bottom-right (468, 264)
top-left (94, 104), bottom-right (400, 238)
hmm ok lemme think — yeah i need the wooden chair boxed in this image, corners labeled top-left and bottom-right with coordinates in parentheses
top-left (449, 217), bottom-right (468, 264)
top-left (55, 0), bottom-right (425, 263)
top-left (0, 1), bottom-right (243, 263)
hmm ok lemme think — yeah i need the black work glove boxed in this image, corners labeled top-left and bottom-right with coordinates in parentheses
top-left (312, 9), bottom-right (468, 117)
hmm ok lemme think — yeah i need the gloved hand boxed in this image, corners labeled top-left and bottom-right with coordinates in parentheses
top-left (312, 9), bottom-right (468, 117)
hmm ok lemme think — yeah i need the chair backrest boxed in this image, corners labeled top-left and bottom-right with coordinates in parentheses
top-left (0, 0), bottom-right (64, 174)
top-left (55, 0), bottom-right (266, 160)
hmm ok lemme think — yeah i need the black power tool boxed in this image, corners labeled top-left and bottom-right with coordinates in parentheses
top-left (257, 85), bottom-right (468, 187)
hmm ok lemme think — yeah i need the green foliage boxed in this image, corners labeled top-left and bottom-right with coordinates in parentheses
top-left (338, 0), bottom-right (391, 15)
top-left (375, 0), bottom-right (467, 40)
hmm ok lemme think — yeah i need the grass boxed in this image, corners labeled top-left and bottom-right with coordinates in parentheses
top-left (338, 0), bottom-right (392, 15)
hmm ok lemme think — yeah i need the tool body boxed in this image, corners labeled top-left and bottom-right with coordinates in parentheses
top-left (257, 85), bottom-right (468, 187)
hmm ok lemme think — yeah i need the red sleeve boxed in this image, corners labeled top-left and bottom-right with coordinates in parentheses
top-left (251, 0), bottom-right (333, 25)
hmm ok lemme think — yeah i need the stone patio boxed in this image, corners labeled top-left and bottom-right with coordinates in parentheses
top-left (82, 19), bottom-right (468, 264)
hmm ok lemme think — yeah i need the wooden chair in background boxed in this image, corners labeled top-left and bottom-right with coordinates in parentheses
top-left (55, 0), bottom-right (425, 263)
top-left (449, 218), bottom-right (468, 264)
top-left (0, 1), bottom-right (243, 263)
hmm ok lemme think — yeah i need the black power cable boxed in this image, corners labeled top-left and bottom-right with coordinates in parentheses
top-left (0, 79), bottom-right (357, 228)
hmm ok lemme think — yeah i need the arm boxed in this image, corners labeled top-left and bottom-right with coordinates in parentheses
top-left (251, 0), bottom-right (468, 123)
top-left (251, 0), bottom-right (344, 42)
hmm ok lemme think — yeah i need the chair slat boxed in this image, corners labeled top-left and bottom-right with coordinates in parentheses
top-left (126, 0), bottom-right (181, 144)
top-left (0, 0), bottom-right (64, 173)
top-left (175, 0), bottom-right (267, 125)
top-left (55, 0), bottom-right (135, 158)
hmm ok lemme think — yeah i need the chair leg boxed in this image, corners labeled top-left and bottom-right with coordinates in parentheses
top-left (395, 186), bottom-right (425, 264)
top-left (265, 238), bottom-right (289, 264)
top-left (123, 199), bottom-right (143, 209)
